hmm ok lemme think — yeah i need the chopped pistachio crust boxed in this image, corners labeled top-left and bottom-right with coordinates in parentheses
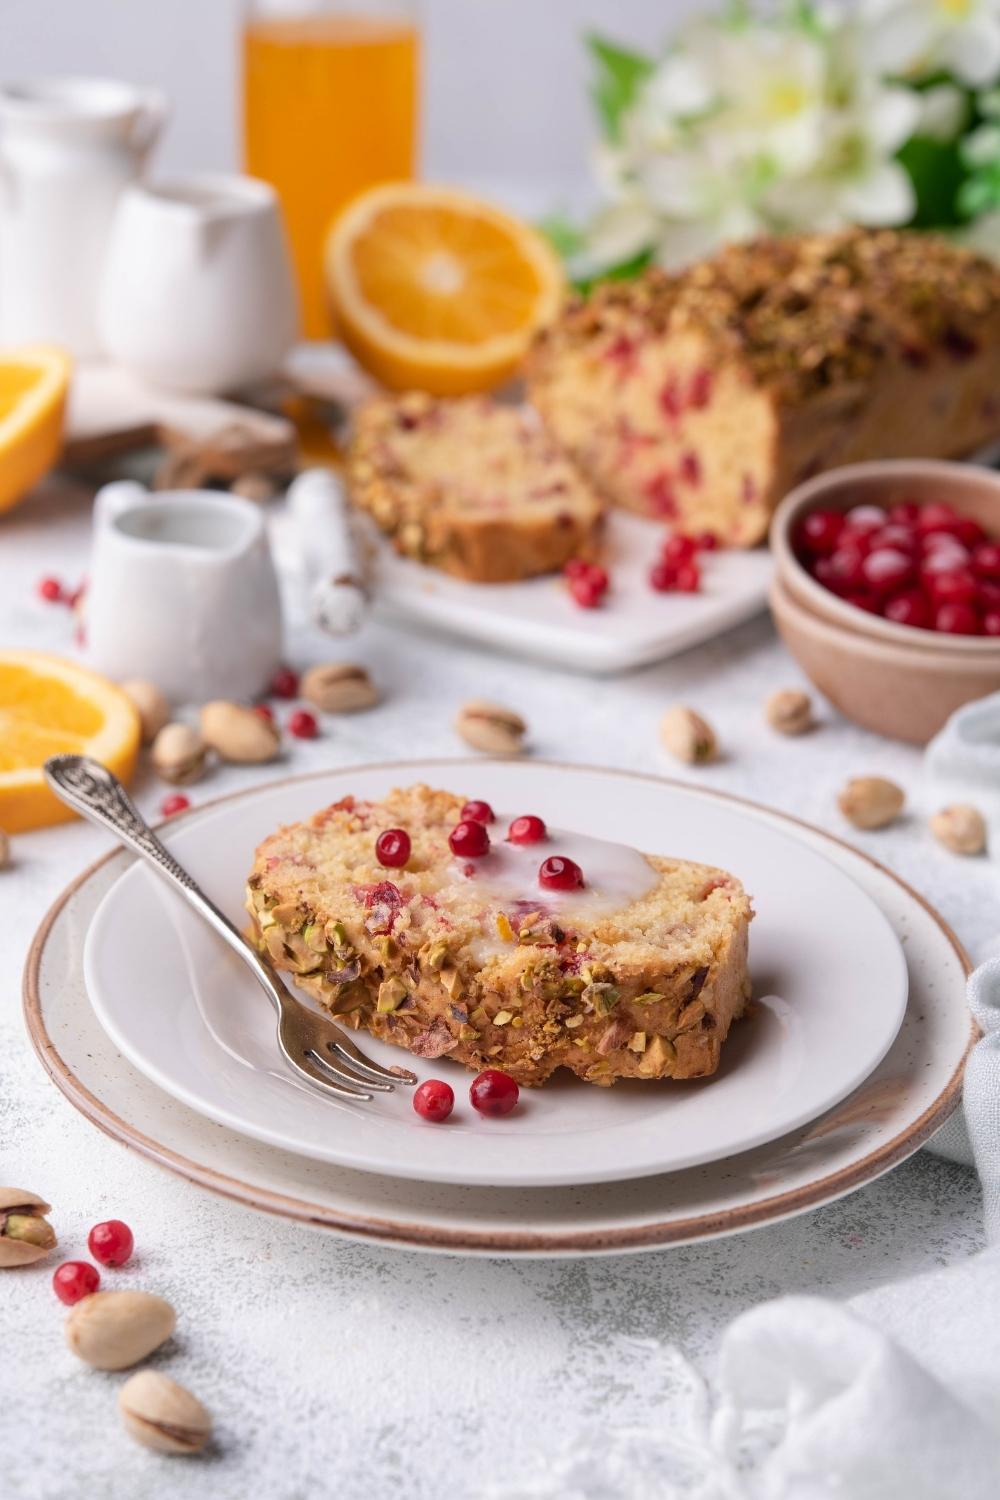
top-left (245, 784), bottom-right (753, 1087)
top-left (346, 392), bottom-right (605, 583)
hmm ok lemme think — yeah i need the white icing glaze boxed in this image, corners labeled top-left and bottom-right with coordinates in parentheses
top-left (448, 815), bottom-right (658, 934)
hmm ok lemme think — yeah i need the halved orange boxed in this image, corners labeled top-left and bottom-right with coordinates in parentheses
top-left (324, 182), bottom-right (565, 395)
top-left (0, 651), bottom-right (140, 832)
top-left (0, 346), bottom-right (71, 515)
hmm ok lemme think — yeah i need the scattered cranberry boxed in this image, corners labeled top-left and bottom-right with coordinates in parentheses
top-left (87, 1219), bottom-right (134, 1268)
top-left (288, 708), bottom-right (318, 739)
top-left (649, 560), bottom-right (677, 592)
top-left (935, 602), bottom-right (980, 634)
top-left (37, 576), bottom-right (64, 603)
top-left (673, 561), bottom-right (701, 593)
top-left (449, 819), bottom-right (490, 858)
top-left (662, 533), bottom-right (698, 565)
top-left (470, 1069), bottom-right (519, 1118)
top-left (696, 531), bottom-right (719, 551)
top-left (508, 814), bottom-right (546, 845)
top-left (253, 703), bottom-right (275, 722)
top-left (160, 794), bottom-right (190, 818)
top-left (413, 1079), bottom-right (454, 1123)
top-left (565, 558), bottom-right (610, 609)
top-left (539, 855), bottom-right (584, 891)
top-left (270, 665), bottom-right (299, 698)
top-left (52, 1261), bottom-right (100, 1305)
top-left (375, 828), bottom-right (411, 869)
top-left (460, 800), bottom-right (494, 824)
top-left (563, 557), bottom-right (591, 580)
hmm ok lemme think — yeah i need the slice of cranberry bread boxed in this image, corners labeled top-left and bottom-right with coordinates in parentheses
top-left (346, 391), bottom-right (604, 582)
top-left (527, 228), bottom-right (1000, 546)
top-left (245, 784), bottom-right (753, 1087)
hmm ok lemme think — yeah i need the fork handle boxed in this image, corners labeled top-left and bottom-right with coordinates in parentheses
top-left (44, 754), bottom-right (286, 1015)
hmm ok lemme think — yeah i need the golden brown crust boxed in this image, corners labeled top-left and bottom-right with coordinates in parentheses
top-left (346, 391), bottom-right (604, 583)
top-left (244, 784), bottom-right (753, 1087)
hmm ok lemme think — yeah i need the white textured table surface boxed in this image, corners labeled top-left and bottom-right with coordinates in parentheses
top-left (0, 479), bottom-right (989, 1499)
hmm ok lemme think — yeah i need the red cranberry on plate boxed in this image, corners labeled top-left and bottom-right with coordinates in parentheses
top-left (269, 665), bottom-right (299, 699)
top-left (470, 1069), bottom-right (519, 1117)
top-left (508, 814), bottom-right (546, 845)
top-left (413, 1079), bottom-right (454, 1123)
top-left (539, 855), bottom-right (584, 891)
top-left (449, 820), bottom-right (490, 858)
top-left (460, 800), bottom-right (494, 824)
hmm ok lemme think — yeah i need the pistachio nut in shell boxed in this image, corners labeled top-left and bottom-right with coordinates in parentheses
top-left (121, 679), bottom-right (170, 746)
top-left (660, 706), bottom-right (718, 764)
top-left (455, 700), bottom-right (526, 756)
top-left (301, 661), bottom-right (378, 714)
top-left (837, 776), bottom-right (904, 831)
top-left (200, 701), bottom-right (281, 764)
top-left (0, 1189), bottom-right (56, 1267)
top-left (152, 723), bottom-right (208, 786)
top-left (65, 1289), bottom-right (176, 1370)
top-left (118, 1370), bottom-right (212, 1455)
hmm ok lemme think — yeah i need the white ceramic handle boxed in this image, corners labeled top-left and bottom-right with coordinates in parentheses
top-left (130, 89), bottom-right (169, 168)
top-left (93, 480), bottom-right (149, 532)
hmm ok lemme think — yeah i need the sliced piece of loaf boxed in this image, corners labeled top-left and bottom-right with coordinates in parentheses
top-left (527, 228), bottom-right (1000, 546)
top-left (245, 783), bottom-right (753, 1087)
top-left (346, 391), bottom-right (604, 582)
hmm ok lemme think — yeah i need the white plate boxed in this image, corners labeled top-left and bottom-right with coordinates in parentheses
top-left (368, 512), bottom-right (772, 674)
top-left (82, 762), bottom-right (907, 1189)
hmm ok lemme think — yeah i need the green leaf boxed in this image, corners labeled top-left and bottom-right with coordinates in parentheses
top-left (538, 213), bottom-right (587, 260)
top-left (587, 33), bottom-right (655, 142)
top-left (897, 134), bottom-right (968, 226)
top-left (572, 247), bottom-right (655, 297)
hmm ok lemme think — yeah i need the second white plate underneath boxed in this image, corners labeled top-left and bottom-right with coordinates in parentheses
top-left (367, 512), bottom-right (772, 673)
top-left (82, 763), bottom-right (907, 1190)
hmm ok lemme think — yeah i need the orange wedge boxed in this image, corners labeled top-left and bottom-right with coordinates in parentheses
top-left (0, 346), bottom-right (71, 515)
top-left (324, 182), bottom-right (565, 395)
top-left (0, 651), bottom-right (140, 832)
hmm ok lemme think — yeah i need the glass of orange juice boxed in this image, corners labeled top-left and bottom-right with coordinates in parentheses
top-left (242, 0), bottom-right (420, 338)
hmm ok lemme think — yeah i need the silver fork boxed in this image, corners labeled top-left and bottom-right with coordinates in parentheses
top-left (44, 754), bottom-right (416, 1103)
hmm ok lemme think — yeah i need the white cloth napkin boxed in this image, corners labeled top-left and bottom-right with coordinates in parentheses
top-left (489, 700), bottom-right (1000, 1500)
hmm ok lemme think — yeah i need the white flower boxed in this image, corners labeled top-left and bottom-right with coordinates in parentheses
top-left (581, 8), bottom-right (926, 275)
top-left (860, 0), bottom-right (1000, 88)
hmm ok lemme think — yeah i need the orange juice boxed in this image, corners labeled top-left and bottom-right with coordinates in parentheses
top-left (243, 12), bottom-right (419, 337)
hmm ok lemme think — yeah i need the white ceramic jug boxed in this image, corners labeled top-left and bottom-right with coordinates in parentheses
top-left (87, 481), bottom-right (284, 704)
top-left (0, 77), bottom-right (166, 356)
top-left (97, 174), bottom-right (297, 395)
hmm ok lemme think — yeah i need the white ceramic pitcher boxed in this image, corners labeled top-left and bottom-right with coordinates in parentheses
top-left (87, 481), bottom-right (284, 704)
top-left (0, 77), bottom-right (166, 356)
top-left (97, 174), bottom-right (297, 395)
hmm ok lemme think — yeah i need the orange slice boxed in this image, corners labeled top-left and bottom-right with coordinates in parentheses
top-left (0, 346), bottom-right (71, 514)
top-left (324, 182), bottom-right (565, 395)
top-left (0, 651), bottom-right (140, 832)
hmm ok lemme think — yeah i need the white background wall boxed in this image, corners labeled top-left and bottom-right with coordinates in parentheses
top-left (4, 1), bottom-right (698, 203)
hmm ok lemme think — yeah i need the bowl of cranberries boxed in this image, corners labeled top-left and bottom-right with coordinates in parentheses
top-left (770, 460), bottom-right (1000, 743)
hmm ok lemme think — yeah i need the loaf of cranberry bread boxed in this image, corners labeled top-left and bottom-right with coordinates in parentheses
top-left (527, 228), bottom-right (1000, 546)
top-left (346, 391), bottom-right (604, 582)
top-left (245, 784), bottom-right (753, 1087)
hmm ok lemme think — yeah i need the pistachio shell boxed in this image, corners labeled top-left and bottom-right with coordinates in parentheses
top-left (455, 700), bottom-right (526, 756)
top-left (152, 723), bottom-right (208, 785)
top-left (200, 701), bottom-right (281, 764)
top-left (838, 776), bottom-right (904, 831)
top-left (0, 1190), bottom-right (56, 1267)
top-left (301, 662), bottom-right (378, 714)
top-left (65, 1289), bottom-right (176, 1370)
top-left (118, 1370), bottom-right (212, 1455)
top-left (660, 706), bottom-right (718, 764)
top-left (121, 680), bottom-right (170, 745)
